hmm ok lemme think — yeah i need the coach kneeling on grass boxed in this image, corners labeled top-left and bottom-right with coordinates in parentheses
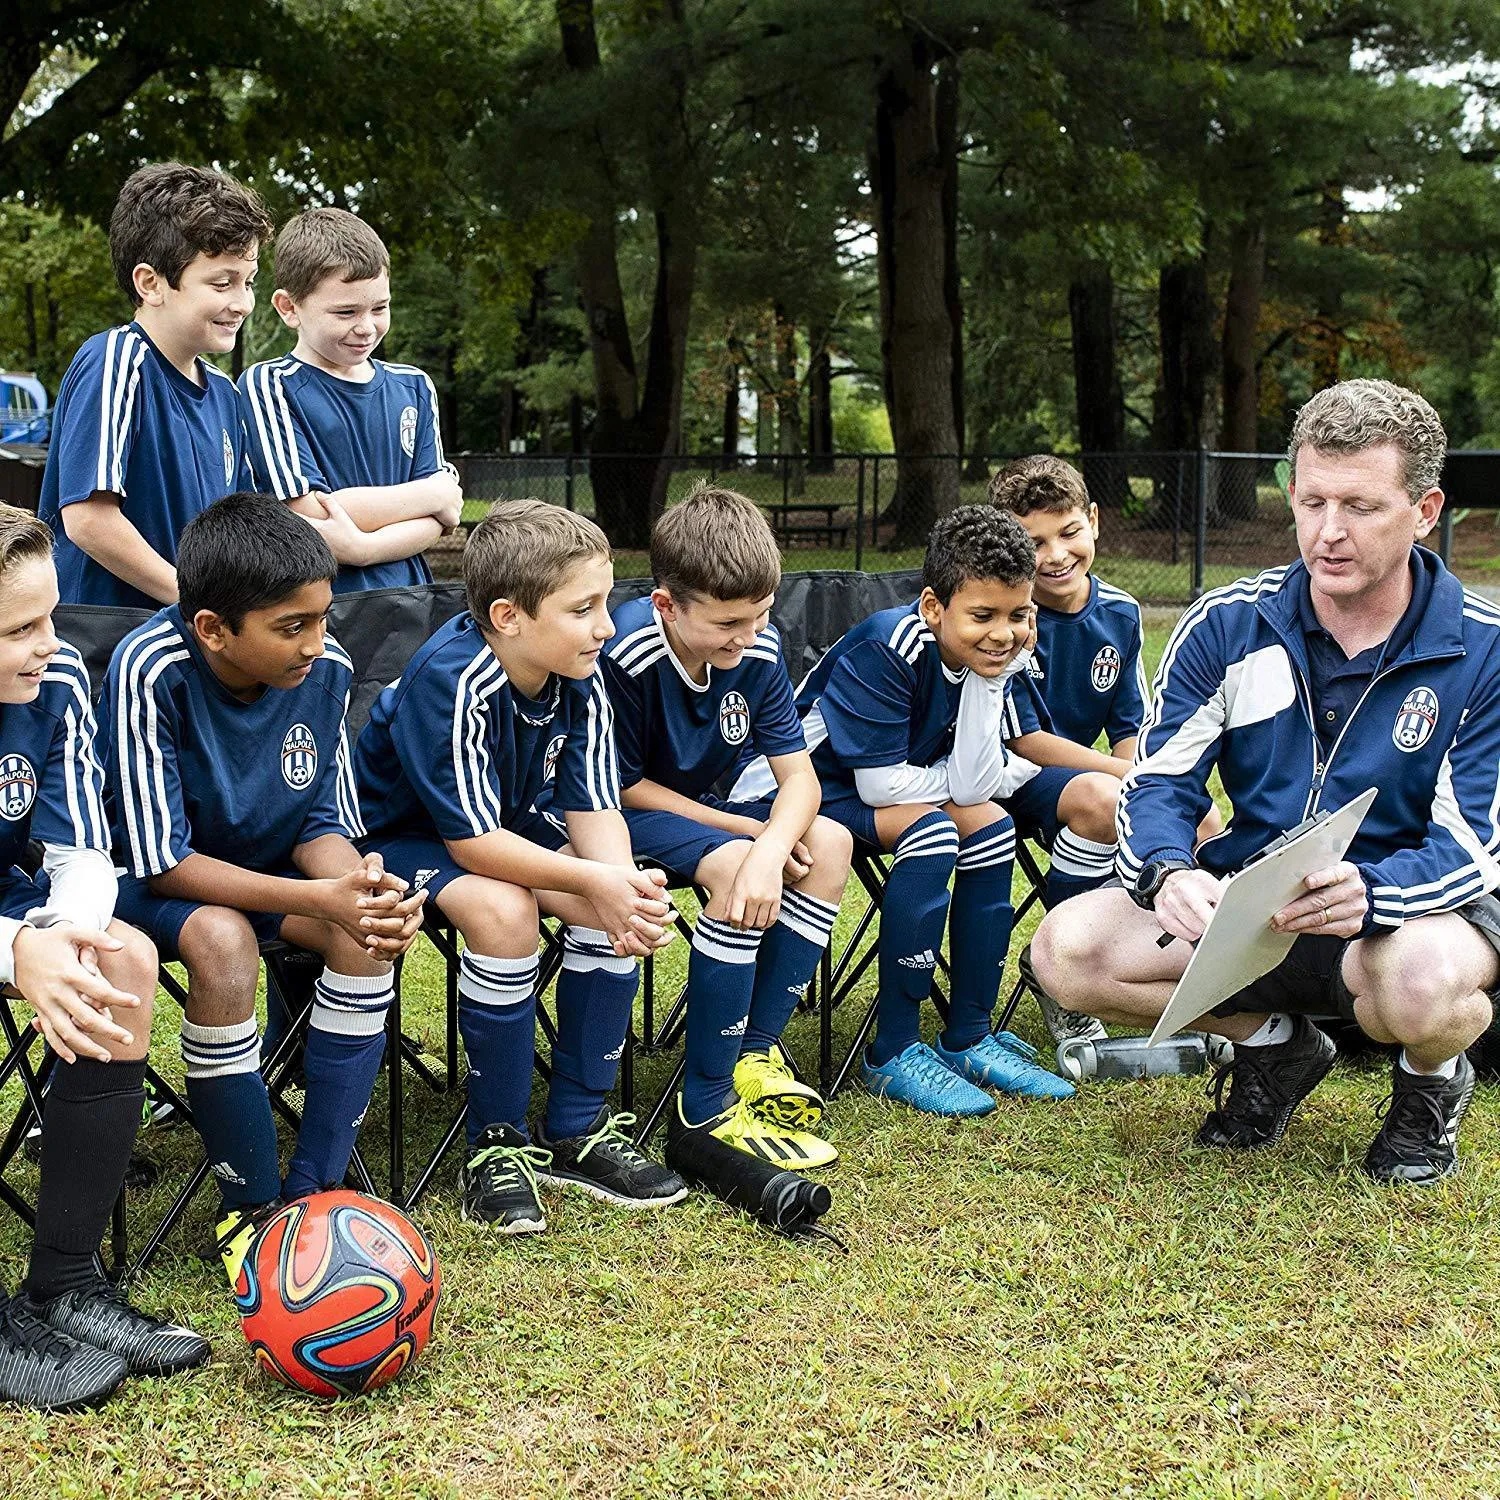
top-left (1030, 378), bottom-right (1500, 1184)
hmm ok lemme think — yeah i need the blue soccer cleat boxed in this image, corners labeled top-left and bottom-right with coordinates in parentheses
top-left (934, 1031), bottom-right (1076, 1099)
top-left (861, 1042), bottom-right (997, 1117)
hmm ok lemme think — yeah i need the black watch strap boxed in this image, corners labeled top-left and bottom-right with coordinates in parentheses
top-left (1130, 858), bottom-right (1194, 911)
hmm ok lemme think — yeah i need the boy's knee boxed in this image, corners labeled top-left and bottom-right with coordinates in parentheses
top-left (696, 837), bottom-right (754, 895)
top-left (104, 919), bottom-right (159, 1002)
top-left (1065, 773), bottom-right (1120, 844)
top-left (804, 816), bottom-right (853, 869)
top-left (178, 906), bottom-right (261, 1024)
top-left (442, 875), bottom-right (538, 954)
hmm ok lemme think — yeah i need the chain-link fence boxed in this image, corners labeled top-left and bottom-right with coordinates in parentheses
top-left (447, 449), bottom-right (1495, 605)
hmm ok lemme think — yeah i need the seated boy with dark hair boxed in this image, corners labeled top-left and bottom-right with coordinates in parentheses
top-left (601, 484), bottom-right (852, 1168)
top-left (40, 162), bottom-right (273, 608)
top-left (239, 207), bottom-right (463, 593)
top-left (990, 455), bottom-right (1220, 1045)
top-left (0, 504), bottom-right (209, 1409)
top-left (102, 493), bottom-right (426, 1280)
top-left (734, 505), bottom-right (1074, 1113)
top-left (354, 500), bottom-right (685, 1233)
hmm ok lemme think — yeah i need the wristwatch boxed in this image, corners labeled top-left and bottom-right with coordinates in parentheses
top-left (1129, 858), bottom-right (1194, 911)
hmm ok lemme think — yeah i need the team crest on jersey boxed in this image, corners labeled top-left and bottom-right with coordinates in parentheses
top-left (221, 429), bottom-right (234, 485)
top-left (719, 691), bottom-right (751, 745)
top-left (1090, 645), bottom-right (1121, 693)
top-left (399, 405), bottom-right (418, 458)
top-left (1393, 686), bottom-right (1439, 753)
top-left (280, 723), bottom-right (318, 790)
top-left (543, 733), bottom-right (567, 781)
top-left (0, 755), bottom-right (37, 822)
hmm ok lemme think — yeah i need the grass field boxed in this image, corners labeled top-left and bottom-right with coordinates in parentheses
top-left (3, 625), bottom-right (1500, 1499)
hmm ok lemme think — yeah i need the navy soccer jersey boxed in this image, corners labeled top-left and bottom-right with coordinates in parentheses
top-left (0, 643), bottom-right (110, 872)
top-left (238, 356), bottom-right (458, 594)
top-left (354, 610), bottom-right (620, 845)
top-left (601, 595), bottom-right (805, 799)
top-left (101, 608), bottom-right (362, 879)
top-left (770, 602), bottom-right (966, 800)
top-left (1004, 575), bottom-right (1148, 749)
top-left (39, 324), bottom-right (254, 609)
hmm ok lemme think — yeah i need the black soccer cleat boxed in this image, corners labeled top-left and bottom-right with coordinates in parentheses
top-left (1363, 1051), bottom-right (1476, 1187)
top-left (459, 1123), bottom-right (549, 1234)
top-left (36, 1278), bottom-right (210, 1378)
top-left (1196, 1014), bottom-right (1336, 1150)
top-left (0, 1292), bottom-right (126, 1411)
top-left (534, 1109), bottom-right (688, 1209)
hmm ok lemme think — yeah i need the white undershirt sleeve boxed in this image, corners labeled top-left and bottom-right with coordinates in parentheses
top-left (28, 845), bottom-right (118, 934)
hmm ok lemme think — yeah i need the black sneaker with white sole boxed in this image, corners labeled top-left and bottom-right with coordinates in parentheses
top-left (1364, 1051), bottom-right (1475, 1186)
top-left (1197, 1014), bottom-right (1336, 1149)
top-left (0, 1291), bottom-right (126, 1410)
top-left (36, 1278), bottom-right (210, 1377)
top-left (459, 1123), bottom-right (549, 1234)
top-left (533, 1109), bottom-right (689, 1209)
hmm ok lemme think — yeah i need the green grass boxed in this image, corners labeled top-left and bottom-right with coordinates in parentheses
top-left (4, 623), bottom-right (1500, 1499)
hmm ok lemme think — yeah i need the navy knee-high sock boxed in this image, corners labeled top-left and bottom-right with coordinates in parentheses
top-left (871, 811), bottom-right (959, 1066)
top-left (1045, 828), bottom-right (1117, 907)
top-left (458, 950), bottom-right (540, 1145)
top-left (680, 914), bottom-right (764, 1123)
top-left (545, 927), bottom-right (637, 1139)
top-left (941, 820), bottom-right (1017, 1051)
top-left (283, 968), bottom-right (393, 1199)
top-left (741, 890), bottom-right (839, 1056)
top-left (181, 1017), bottom-right (280, 1211)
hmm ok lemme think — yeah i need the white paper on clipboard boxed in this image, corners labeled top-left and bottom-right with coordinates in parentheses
top-left (1148, 787), bottom-right (1379, 1046)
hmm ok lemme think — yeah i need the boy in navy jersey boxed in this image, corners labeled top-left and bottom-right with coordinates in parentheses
top-left (602, 486), bottom-right (852, 1169)
top-left (239, 208), bottom-right (463, 593)
top-left (102, 495), bottom-right (426, 1281)
top-left (0, 506), bottom-right (209, 1409)
top-left (355, 501), bottom-right (685, 1232)
top-left (991, 456), bottom-right (1221, 1046)
top-left (734, 506), bottom-right (1074, 1114)
top-left (39, 163), bottom-right (272, 608)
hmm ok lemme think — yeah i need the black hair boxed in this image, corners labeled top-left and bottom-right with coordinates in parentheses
top-left (921, 505), bottom-right (1037, 605)
top-left (177, 492), bottom-right (336, 630)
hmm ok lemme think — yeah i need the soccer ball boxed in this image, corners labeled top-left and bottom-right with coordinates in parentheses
top-left (234, 1190), bottom-right (441, 1397)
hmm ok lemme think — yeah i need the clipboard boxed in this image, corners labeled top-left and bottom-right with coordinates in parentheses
top-left (1148, 787), bottom-right (1378, 1045)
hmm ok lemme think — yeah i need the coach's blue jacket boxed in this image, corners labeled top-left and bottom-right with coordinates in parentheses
top-left (1118, 548), bottom-right (1500, 936)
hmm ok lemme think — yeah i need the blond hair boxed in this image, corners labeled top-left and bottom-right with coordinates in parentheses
top-left (1288, 379), bottom-right (1446, 503)
top-left (650, 483), bottom-right (781, 602)
top-left (465, 500), bottom-right (611, 620)
top-left (274, 208), bottom-right (390, 302)
top-left (987, 454), bottom-right (1091, 517)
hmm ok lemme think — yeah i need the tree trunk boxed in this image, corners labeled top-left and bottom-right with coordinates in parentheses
top-left (1068, 265), bottom-right (1126, 510)
top-left (1217, 220), bottom-right (1267, 520)
top-left (774, 303), bottom-right (804, 495)
top-left (557, 0), bottom-right (696, 547)
top-left (22, 282), bottom-right (37, 363)
top-left (873, 27), bottom-right (962, 547)
top-left (721, 361), bottom-right (740, 464)
top-left (938, 55), bottom-right (964, 460)
top-left (1152, 253), bottom-right (1216, 529)
top-left (807, 329), bottom-right (833, 474)
top-left (1310, 183), bottom-right (1347, 391)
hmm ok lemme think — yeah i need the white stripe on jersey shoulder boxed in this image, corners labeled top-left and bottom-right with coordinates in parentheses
top-left (201, 361), bottom-right (235, 384)
top-left (610, 620), bottom-right (667, 676)
top-left (1095, 579), bottom-right (1144, 611)
top-left (96, 326), bottom-right (147, 494)
top-left (887, 610), bottom-right (934, 663)
top-left (322, 635), bottom-right (355, 674)
top-left (1460, 589), bottom-right (1500, 630)
top-left (42, 640), bottom-right (91, 689)
top-left (741, 624), bottom-right (782, 664)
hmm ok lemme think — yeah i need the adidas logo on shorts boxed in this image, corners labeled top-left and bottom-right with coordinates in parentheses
top-left (604, 1043), bottom-right (624, 1061)
top-left (413, 868), bottom-right (440, 889)
top-left (897, 949), bottom-right (938, 970)
top-left (720, 1016), bottom-right (748, 1037)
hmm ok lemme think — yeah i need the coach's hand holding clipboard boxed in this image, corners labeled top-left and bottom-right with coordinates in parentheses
top-left (1147, 787), bottom-right (1379, 1046)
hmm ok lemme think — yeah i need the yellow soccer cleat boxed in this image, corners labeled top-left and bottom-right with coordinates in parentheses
top-left (687, 1094), bottom-right (838, 1171)
top-left (215, 1201), bottom-right (280, 1288)
top-left (733, 1044), bottom-right (826, 1132)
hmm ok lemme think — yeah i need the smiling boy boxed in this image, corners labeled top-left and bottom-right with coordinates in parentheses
top-left (39, 164), bottom-right (273, 608)
top-left (239, 208), bottom-right (462, 593)
top-left (354, 501), bottom-right (685, 1231)
top-left (733, 506), bottom-right (1074, 1114)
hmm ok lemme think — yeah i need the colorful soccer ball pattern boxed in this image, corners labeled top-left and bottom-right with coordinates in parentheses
top-left (234, 1190), bottom-right (441, 1397)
